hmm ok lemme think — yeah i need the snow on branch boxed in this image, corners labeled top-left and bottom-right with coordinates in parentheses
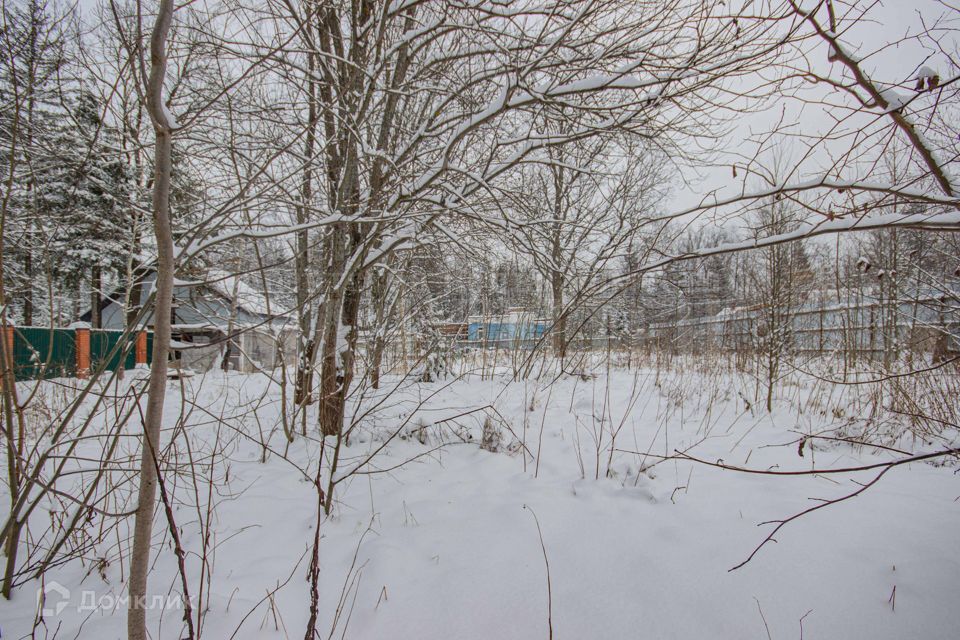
top-left (615, 208), bottom-right (960, 283)
top-left (673, 177), bottom-right (960, 219)
top-left (790, 0), bottom-right (956, 196)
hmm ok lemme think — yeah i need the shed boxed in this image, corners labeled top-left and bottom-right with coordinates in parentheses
top-left (81, 270), bottom-right (295, 372)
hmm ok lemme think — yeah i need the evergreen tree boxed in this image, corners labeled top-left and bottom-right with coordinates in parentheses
top-left (37, 88), bottom-right (131, 325)
top-left (0, 0), bottom-right (73, 324)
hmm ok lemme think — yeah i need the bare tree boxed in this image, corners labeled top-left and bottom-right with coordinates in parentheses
top-left (744, 196), bottom-right (814, 411)
top-left (506, 135), bottom-right (667, 360)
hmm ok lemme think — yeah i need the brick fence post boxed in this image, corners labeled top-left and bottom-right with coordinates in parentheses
top-left (76, 327), bottom-right (91, 379)
top-left (136, 331), bottom-right (148, 366)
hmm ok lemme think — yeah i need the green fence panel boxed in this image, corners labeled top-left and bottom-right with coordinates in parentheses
top-left (12, 327), bottom-right (76, 381)
top-left (90, 330), bottom-right (139, 373)
top-left (92, 329), bottom-right (154, 371)
top-left (8, 327), bottom-right (153, 381)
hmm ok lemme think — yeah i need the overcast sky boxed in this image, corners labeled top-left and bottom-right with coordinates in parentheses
top-left (73, 0), bottom-right (956, 225)
top-left (672, 0), bottom-right (958, 216)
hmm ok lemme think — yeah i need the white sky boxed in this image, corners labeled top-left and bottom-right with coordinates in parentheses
top-left (74, 0), bottom-right (955, 223)
top-left (671, 0), bottom-right (958, 214)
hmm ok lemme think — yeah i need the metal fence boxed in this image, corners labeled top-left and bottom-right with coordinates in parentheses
top-left (640, 295), bottom-right (959, 359)
top-left (9, 327), bottom-right (76, 381)
top-left (5, 326), bottom-right (152, 381)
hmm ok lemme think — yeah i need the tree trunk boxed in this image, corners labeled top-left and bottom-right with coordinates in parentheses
top-left (317, 222), bottom-right (346, 437)
top-left (90, 263), bottom-right (102, 329)
top-left (126, 257), bottom-right (146, 330)
top-left (318, 230), bottom-right (367, 438)
top-left (128, 2), bottom-right (175, 638)
top-left (549, 172), bottom-right (567, 361)
top-left (22, 56), bottom-right (36, 328)
top-left (318, 307), bottom-right (342, 436)
top-left (369, 336), bottom-right (383, 389)
top-left (221, 273), bottom-right (240, 372)
top-left (551, 269), bottom-right (566, 360)
top-left (294, 29), bottom-right (318, 407)
top-left (368, 267), bottom-right (390, 389)
top-left (22, 246), bottom-right (32, 326)
top-left (0, 40), bottom-right (26, 600)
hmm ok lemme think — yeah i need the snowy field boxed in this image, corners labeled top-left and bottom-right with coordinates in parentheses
top-left (2, 363), bottom-right (959, 639)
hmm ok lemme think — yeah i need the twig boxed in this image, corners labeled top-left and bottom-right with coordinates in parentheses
top-left (677, 447), bottom-right (960, 477)
top-left (730, 465), bottom-right (893, 571)
top-left (524, 505), bottom-right (553, 640)
top-left (799, 609), bottom-right (813, 640)
top-left (755, 597), bottom-right (772, 640)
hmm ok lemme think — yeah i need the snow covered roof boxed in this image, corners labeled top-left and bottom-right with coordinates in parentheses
top-left (468, 309), bottom-right (547, 325)
top-left (79, 268), bottom-right (294, 329)
top-left (203, 270), bottom-right (282, 318)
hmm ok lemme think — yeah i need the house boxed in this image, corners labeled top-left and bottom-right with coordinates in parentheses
top-left (466, 308), bottom-right (549, 346)
top-left (82, 270), bottom-right (296, 372)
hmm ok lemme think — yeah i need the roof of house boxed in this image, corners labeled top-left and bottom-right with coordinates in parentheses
top-left (196, 270), bottom-right (283, 319)
top-left (80, 269), bottom-right (292, 325)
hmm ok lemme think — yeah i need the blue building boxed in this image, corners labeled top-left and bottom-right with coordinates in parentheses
top-left (466, 309), bottom-right (549, 345)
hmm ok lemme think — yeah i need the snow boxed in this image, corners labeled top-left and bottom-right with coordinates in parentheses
top-left (1, 364), bottom-right (957, 639)
top-left (879, 87), bottom-right (908, 111)
top-left (170, 322), bottom-right (220, 331)
top-left (160, 101), bottom-right (179, 130)
top-left (386, 0), bottom-right (418, 14)
top-left (335, 321), bottom-right (350, 368)
top-left (205, 269), bottom-right (282, 318)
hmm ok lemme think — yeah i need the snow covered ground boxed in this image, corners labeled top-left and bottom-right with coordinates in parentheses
top-left (2, 363), bottom-right (959, 639)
